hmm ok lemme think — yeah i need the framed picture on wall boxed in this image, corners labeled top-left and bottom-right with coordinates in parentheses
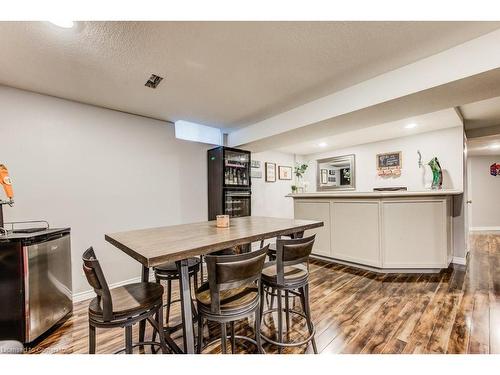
top-left (376, 151), bottom-right (402, 176)
top-left (265, 162), bottom-right (276, 182)
top-left (320, 169), bottom-right (328, 184)
top-left (251, 160), bottom-right (261, 168)
top-left (278, 166), bottom-right (292, 180)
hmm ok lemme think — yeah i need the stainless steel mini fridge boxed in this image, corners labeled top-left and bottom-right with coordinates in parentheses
top-left (0, 228), bottom-right (72, 344)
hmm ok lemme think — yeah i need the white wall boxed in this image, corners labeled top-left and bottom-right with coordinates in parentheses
top-left (468, 155), bottom-right (500, 229)
top-left (251, 150), bottom-right (295, 219)
top-left (302, 127), bottom-right (464, 192)
top-left (0, 86), bottom-right (209, 295)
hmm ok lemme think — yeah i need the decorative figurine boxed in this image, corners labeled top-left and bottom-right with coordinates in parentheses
top-left (428, 157), bottom-right (443, 190)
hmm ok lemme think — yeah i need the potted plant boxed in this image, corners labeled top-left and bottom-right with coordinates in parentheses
top-left (293, 163), bottom-right (309, 193)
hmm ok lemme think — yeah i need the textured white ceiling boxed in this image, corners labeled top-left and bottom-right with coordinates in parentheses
top-left (0, 21), bottom-right (499, 129)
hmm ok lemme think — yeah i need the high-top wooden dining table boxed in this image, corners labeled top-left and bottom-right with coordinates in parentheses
top-left (105, 216), bottom-right (323, 354)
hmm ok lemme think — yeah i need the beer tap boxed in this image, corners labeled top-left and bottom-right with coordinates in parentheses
top-left (0, 164), bottom-right (14, 230)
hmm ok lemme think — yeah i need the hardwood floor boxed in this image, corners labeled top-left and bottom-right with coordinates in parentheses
top-left (29, 232), bottom-right (500, 354)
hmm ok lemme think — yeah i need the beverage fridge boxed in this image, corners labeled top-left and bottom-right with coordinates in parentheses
top-left (207, 146), bottom-right (251, 220)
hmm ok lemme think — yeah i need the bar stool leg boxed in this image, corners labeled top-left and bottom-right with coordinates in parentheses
top-left (255, 304), bottom-right (264, 354)
top-left (152, 312), bottom-right (158, 343)
top-left (220, 323), bottom-right (227, 354)
top-left (276, 289), bottom-right (283, 354)
top-left (199, 255), bottom-right (204, 283)
top-left (259, 284), bottom-right (265, 322)
top-left (89, 323), bottom-right (96, 354)
top-left (194, 269), bottom-right (199, 291)
top-left (270, 287), bottom-right (276, 310)
top-left (165, 279), bottom-right (172, 326)
top-left (188, 274), bottom-right (197, 336)
top-left (155, 307), bottom-right (169, 354)
top-left (284, 290), bottom-right (290, 335)
top-left (301, 285), bottom-right (317, 354)
top-left (230, 321), bottom-right (236, 354)
top-left (197, 314), bottom-right (203, 354)
top-left (125, 325), bottom-right (133, 354)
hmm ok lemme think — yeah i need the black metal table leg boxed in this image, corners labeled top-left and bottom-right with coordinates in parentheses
top-left (139, 265), bottom-right (149, 343)
top-left (176, 259), bottom-right (195, 354)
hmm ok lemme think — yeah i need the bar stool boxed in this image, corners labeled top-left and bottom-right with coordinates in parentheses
top-left (153, 258), bottom-right (200, 326)
top-left (263, 233), bottom-right (303, 310)
top-left (82, 247), bottom-right (169, 354)
top-left (260, 235), bottom-right (317, 353)
top-left (196, 245), bottom-right (269, 354)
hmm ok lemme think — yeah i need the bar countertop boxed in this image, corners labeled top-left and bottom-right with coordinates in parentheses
top-left (287, 189), bottom-right (463, 198)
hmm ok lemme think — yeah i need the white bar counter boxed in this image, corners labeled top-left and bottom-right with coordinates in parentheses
top-left (289, 189), bottom-right (463, 272)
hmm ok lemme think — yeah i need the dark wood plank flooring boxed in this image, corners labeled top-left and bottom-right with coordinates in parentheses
top-left (29, 232), bottom-right (500, 354)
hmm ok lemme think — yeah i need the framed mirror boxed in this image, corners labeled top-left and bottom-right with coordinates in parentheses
top-left (316, 154), bottom-right (355, 191)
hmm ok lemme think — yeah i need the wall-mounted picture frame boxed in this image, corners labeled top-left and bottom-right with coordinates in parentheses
top-left (265, 162), bottom-right (276, 182)
top-left (376, 151), bottom-right (402, 176)
top-left (278, 166), bottom-right (292, 180)
top-left (320, 169), bottom-right (328, 184)
top-left (251, 160), bottom-right (261, 169)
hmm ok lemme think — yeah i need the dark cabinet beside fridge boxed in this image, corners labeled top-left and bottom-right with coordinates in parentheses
top-left (208, 146), bottom-right (251, 220)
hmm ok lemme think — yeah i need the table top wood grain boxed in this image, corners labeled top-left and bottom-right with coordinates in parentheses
top-left (105, 216), bottom-right (323, 267)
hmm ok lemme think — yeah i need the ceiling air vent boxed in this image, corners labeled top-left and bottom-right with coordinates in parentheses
top-left (145, 74), bottom-right (164, 89)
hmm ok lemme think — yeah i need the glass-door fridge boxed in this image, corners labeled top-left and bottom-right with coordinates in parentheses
top-left (208, 146), bottom-right (251, 220)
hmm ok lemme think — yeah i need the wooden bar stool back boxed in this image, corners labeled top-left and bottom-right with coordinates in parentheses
top-left (275, 235), bottom-right (315, 285)
top-left (82, 247), bottom-right (169, 354)
top-left (196, 245), bottom-right (269, 354)
top-left (260, 235), bottom-right (318, 353)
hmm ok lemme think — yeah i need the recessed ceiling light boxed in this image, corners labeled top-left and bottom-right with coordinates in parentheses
top-left (405, 123), bottom-right (417, 129)
top-left (489, 143), bottom-right (500, 150)
top-left (48, 20), bottom-right (75, 29)
top-left (318, 142), bottom-right (327, 148)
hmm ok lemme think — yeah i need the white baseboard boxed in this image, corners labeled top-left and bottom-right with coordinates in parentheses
top-left (73, 275), bottom-right (154, 303)
top-left (452, 256), bottom-right (467, 265)
top-left (470, 226), bottom-right (500, 232)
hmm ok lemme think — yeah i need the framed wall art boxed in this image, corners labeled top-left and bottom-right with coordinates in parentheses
top-left (278, 166), bottom-right (292, 180)
top-left (251, 160), bottom-right (261, 168)
top-left (377, 151), bottom-right (402, 176)
top-left (265, 162), bottom-right (276, 182)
